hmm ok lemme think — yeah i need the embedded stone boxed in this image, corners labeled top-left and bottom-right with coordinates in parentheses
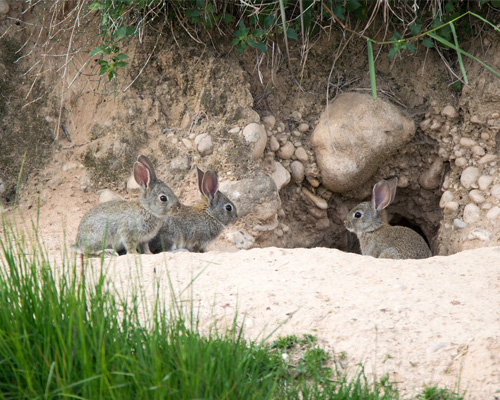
top-left (311, 93), bottom-right (415, 193)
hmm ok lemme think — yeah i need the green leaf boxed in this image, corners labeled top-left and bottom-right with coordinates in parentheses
top-left (390, 32), bottom-right (402, 41)
top-left (346, 0), bottom-right (361, 11)
top-left (90, 46), bottom-right (104, 56)
top-left (108, 69), bottom-right (116, 81)
top-left (253, 29), bottom-right (265, 38)
top-left (264, 14), bottom-right (275, 28)
top-left (409, 23), bottom-right (421, 36)
top-left (222, 14), bottom-right (233, 23)
top-left (99, 64), bottom-right (108, 75)
top-left (231, 38), bottom-right (240, 46)
top-left (116, 53), bottom-right (129, 60)
top-left (445, 1), bottom-right (455, 13)
top-left (254, 41), bottom-right (267, 54)
top-left (286, 27), bottom-right (298, 40)
top-left (387, 46), bottom-right (399, 59)
top-left (332, 5), bottom-right (345, 21)
top-left (115, 61), bottom-right (128, 68)
top-left (237, 42), bottom-right (245, 56)
top-left (406, 43), bottom-right (417, 53)
top-left (185, 9), bottom-right (201, 17)
top-left (247, 39), bottom-right (257, 48)
top-left (422, 37), bottom-right (434, 48)
top-left (115, 26), bottom-right (135, 40)
top-left (89, 1), bottom-right (106, 10)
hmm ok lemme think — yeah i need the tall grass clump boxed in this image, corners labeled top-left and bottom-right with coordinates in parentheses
top-left (0, 213), bottom-right (464, 399)
top-left (0, 216), bottom-right (285, 399)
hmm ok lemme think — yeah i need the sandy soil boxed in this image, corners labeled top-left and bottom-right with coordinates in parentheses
top-left (6, 197), bottom-right (499, 399)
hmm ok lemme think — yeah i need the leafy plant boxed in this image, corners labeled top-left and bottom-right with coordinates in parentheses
top-left (232, 20), bottom-right (267, 55)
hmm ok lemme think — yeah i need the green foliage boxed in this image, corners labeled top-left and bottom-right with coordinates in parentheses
top-left (416, 385), bottom-right (464, 400)
top-left (232, 20), bottom-right (267, 56)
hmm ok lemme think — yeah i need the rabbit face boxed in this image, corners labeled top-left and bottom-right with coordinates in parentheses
top-left (344, 201), bottom-right (384, 234)
top-left (143, 181), bottom-right (180, 218)
top-left (210, 191), bottom-right (237, 226)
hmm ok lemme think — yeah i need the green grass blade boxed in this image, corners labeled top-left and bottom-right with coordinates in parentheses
top-left (367, 40), bottom-right (377, 100)
top-left (428, 32), bottom-right (500, 80)
top-left (449, 22), bottom-right (468, 85)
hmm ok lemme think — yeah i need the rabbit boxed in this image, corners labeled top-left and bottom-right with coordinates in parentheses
top-left (344, 177), bottom-right (432, 259)
top-left (74, 155), bottom-right (180, 256)
top-left (149, 167), bottom-right (237, 253)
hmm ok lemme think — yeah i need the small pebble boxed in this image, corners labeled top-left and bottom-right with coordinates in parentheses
top-left (470, 229), bottom-right (492, 241)
top-left (491, 184), bottom-right (500, 199)
top-left (455, 157), bottom-right (467, 167)
top-left (469, 190), bottom-right (485, 204)
top-left (471, 115), bottom-right (483, 124)
top-left (307, 177), bottom-right (320, 188)
top-left (262, 115), bottom-right (276, 130)
top-left (463, 203), bottom-right (480, 223)
top-left (439, 191), bottom-right (454, 208)
top-left (298, 123), bottom-right (310, 133)
top-left (269, 136), bottom-right (280, 152)
top-left (479, 154), bottom-right (496, 164)
top-left (486, 206), bottom-right (500, 220)
top-left (228, 127), bottom-right (240, 134)
top-left (472, 146), bottom-right (485, 156)
top-left (302, 188), bottom-right (328, 210)
top-left (459, 137), bottom-right (476, 148)
top-left (441, 105), bottom-right (457, 119)
top-left (478, 175), bottom-right (493, 191)
top-left (277, 141), bottom-right (295, 159)
top-left (453, 219), bottom-right (467, 229)
top-left (290, 161), bottom-right (305, 183)
top-left (460, 167), bottom-right (480, 189)
top-left (294, 147), bottom-right (308, 163)
top-left (271, 162), bottom-right (291, 191)
top-left (444, 202), bottom-right (459, 213)
top-left (182, 138), bottom-right (193, 149)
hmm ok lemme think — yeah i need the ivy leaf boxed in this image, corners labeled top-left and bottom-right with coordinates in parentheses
top-left (254, 41), bottom-right (266, 54)
top-left (422, 37), bottom-right (434, 48)
top-left (89, 2), bottom-right (106, 10)
top-left (332, 5), bottom-right (345, 21)
top-left (286, 27), bottom-right (298, 40)
top-left (264, 14), bottom-right (275, 28)
top-left (237, 42), bottom-right (245, 56)
top-left (387, 46), bottom-right (399, 59)
top-left (409, 23), bottom-right (421, 36)
top-left (90, 46), bottom-right (104, 56)
top-left (406, 43), bottom-right (417, 53)
top-left (115, 26), bottom-right (135, 40)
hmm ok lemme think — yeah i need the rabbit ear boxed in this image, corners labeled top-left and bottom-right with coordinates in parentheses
top-left (386, 177), bottom-right (398, 204)
top-left (201, 170), bottom-right (219, 201)
top-left (372, 179), bottom-right (394, 211)
top-left (137, 155), bottom-right (157, 182)
top-left (134, 161), bottom-right (151, 190)
top-left (196, 167), bottom-right (205, 194)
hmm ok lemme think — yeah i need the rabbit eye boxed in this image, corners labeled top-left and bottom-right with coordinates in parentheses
top-left (160, 195), bottom-right (168, 202)
top-left (225, 204), bottom-right (233, 212)
top-left (354, 211), bottom-right (362, 219)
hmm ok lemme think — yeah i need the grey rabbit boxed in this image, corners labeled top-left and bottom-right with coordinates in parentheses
top-left (74, 155), bottom-right (180, 256)
top-left (344, 177), bottom-right (431, 259)
top-left (149, 167), bottom-right (237, 253)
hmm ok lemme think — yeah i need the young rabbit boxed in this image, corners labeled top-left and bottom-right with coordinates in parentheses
top-left (149, 167), bottom-right (237, 253)
top-left (74, 155), bottom-right (180, 256)
top-left (344, 177), bottom-right (432, 259)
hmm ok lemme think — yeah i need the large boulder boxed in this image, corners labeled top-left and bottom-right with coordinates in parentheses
top-left (311, 93), bottom-right (415, 193)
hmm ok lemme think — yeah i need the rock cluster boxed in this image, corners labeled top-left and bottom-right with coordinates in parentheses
top-left (423, 104), bottom-right (500, 248)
